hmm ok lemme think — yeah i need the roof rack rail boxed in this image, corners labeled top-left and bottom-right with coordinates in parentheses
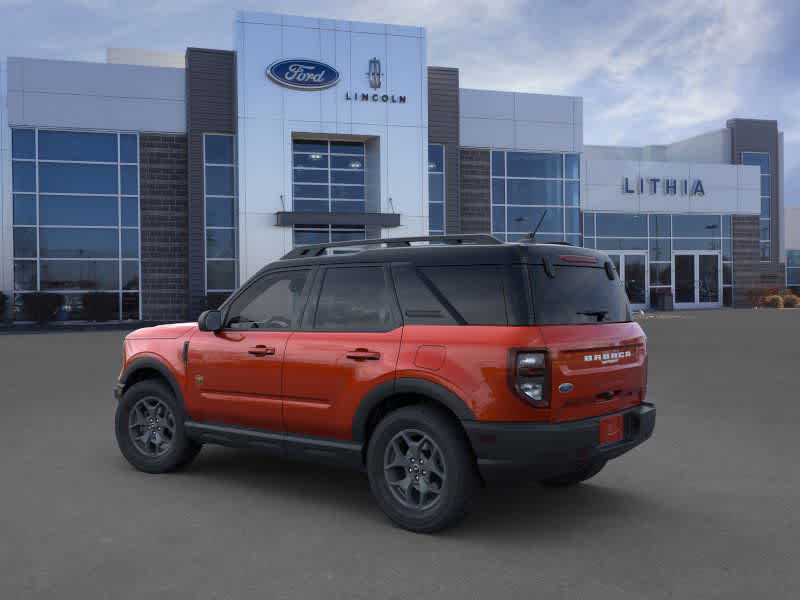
top-left (282, 234), bottom-right (502, 259)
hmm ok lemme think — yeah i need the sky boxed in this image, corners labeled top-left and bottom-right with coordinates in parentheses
top-left (1, 0), bottom-right (798, 205)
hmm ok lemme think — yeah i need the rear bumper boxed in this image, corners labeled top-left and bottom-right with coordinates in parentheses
top-left (463, 403), bottom-right (656, 483)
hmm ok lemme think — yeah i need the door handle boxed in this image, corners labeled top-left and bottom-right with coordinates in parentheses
top-left (248, 345), bottom-right (276, 357)
top-left (346, 349), bottom-right (381, 361)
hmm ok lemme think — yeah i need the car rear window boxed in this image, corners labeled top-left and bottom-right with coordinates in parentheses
top-left (529, 265), bottom-right (631, 325)
top-left (419, 266), bottom-right (508, 325)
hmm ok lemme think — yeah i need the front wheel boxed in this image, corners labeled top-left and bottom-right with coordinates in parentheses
top-left (366, 405), bottom-right (479, 533)
top-left (538, 459), bottom-right (607, 487)
top-left (114, 380), bottom-right (201, 474)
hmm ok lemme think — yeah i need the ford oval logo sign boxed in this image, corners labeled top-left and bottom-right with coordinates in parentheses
top-left (267, 59), bottom-right (340, 90)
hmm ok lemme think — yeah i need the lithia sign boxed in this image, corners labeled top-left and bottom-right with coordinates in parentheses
top-left (267, 57), bottom-right (407, 103)
top-left (623, 177), bottom-right (705, 196)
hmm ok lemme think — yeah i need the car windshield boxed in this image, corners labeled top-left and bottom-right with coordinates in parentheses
top-left (529, 264), bottom-right (631, 325)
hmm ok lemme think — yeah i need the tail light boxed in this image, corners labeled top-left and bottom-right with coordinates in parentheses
top-left (512, 351), bottom-right (549, 408)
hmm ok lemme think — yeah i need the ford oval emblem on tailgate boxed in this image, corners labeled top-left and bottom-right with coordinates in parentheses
top-left (558, 382), bottom-right (574, 394)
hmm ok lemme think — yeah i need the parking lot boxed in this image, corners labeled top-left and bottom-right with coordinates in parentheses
top-left (1, 309), bottom-right (799, 599)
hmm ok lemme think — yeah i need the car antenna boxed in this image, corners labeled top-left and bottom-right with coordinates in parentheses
top-left (521, 209), bottom-right (548, 242)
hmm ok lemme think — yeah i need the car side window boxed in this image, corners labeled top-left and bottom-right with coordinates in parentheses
top-left (225, 269), bottom-right (311, 330)
top-left (313, 266), bottom-right (394, 331)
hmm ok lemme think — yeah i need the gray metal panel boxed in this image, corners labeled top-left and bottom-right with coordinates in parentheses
top-left (275, 212), bottom-right (401, 227)
top-left (427, 67), bottom-right (460, 234)
top-left (459, 148), bottom-right (490, 234)
top-left (186, 48), bottom-right (237, 319)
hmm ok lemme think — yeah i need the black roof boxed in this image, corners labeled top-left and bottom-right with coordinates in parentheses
top-left (260, 235), bottom-right (610, 274)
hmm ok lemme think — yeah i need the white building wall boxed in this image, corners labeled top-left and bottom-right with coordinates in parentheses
top-left (785, 206), bottom-right (800, 251)
top-left (459, 89), bottom-right (582, 152)
top-left (585, 129), bottom-right (731, 165)
top-left (235, 11), bottom-right (429, 279)
top-left (106, 48), bottom-right (186, 69)
top-left (1, 59), bottom-right (11, 298)
top-left (582, 158), bottom-right (761, 215)
top-left (7, 57), bottom-right (185, 132)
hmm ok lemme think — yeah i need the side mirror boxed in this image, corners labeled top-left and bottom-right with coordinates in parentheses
top-left (198, 309), bottom-right (223, 332)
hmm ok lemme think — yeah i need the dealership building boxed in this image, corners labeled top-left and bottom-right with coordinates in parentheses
top-left (0, 10), bottom-right (795, 321)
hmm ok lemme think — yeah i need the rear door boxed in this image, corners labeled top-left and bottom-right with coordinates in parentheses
top-left (529, 262), bottom-right (647, 422)
top-left (186, 267), bottom-right (313, 431)
top-left (282, 264), bottom-right (402, 440)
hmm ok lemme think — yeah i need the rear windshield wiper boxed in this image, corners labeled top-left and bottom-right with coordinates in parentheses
top-left (576, 310), bottom-right (609, 322)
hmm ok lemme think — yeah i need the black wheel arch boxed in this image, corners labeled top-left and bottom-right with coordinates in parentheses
top-left (119, 357), bottom-right (184, 409)
top-left (352, 377), bottom-right (476, 444)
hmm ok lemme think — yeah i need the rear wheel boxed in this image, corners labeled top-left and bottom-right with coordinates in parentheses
top-left (539, 459), bottom-right (607, 487)
top-left (115, 380), bottom-right (201, 474)
top-left (366, 405), bottom-right (479, 533)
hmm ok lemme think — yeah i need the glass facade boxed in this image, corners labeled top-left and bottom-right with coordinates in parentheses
top-left (491, 150), bottom-right (580, 245)
top-left (204, 134), bottom-right (238, 293)
top-left (583, 212), bottom-right (734, 307)
top-left (787, 250), bottom-right (800, 287)
top-left (428, 144), bottom-right (444, 235)
top-left (11, 128), bottom-right (141, 320)
top-left (742, 152), bottom-right (770, 261)
top-left (291, 139), bottom-right (366, 247)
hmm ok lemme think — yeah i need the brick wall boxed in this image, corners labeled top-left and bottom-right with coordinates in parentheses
top-left (732, 215), bottom-right (787, 307)
top-left (139, 134), bottom-right (189, 321)
top-left (459, 149), bottom-right (490, 234)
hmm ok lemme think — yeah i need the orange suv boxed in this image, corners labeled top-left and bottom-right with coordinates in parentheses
top-left (114, 235), bottom-right (655, 532)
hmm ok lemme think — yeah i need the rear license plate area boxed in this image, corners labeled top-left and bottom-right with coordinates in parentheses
top-left (599, 414), bottom-right (624, 445)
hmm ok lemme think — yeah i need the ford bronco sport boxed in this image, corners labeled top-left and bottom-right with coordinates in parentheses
top-left (114, 235), bottom-right (655, 532)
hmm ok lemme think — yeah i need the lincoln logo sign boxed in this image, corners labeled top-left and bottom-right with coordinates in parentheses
top-left (623, 176), bottom-right (705, 196)
top-left (266, 59), bottom-right (340, 90)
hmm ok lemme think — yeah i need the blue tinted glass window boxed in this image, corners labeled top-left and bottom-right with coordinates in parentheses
top-left (40, 195), bottom-right (118, 226)
top-left (12, 161), bottom-right (36, 192)
top-left (428, 145), bottom-right (444, 172)
top-left (761, 197), bottom-right (770, 218)
top-left (787, 250), bottom-right (800, 268)
top-left (121, 165), bottom-right (138, 195)
top-left (492, 207), bottom-right (505, 234)
top-left (294, 153), bottom-right (329, 168)
top-left (294, 169), bottom-right (328, 184)
top-left (331, 229), bottom-right (365, 242)
top-left (121, 198), bottom-right (139, 227)
top-left (39, 228), bottom-right (118, 258)
top-left (122, 229), bottom-right (139, 258)
top-left (294, 229), bottom-right (329, 245)
top-left (13, 194), bottom-right (36, 225)
top-left (122, 261), bottom-right (139, 290)
top-left (331, 185), bottom-right (364, 200)
top-left (40, 260), bottom-right (119, 291)
top-left (565, 154), bottom-right (580, 179)
top-left (12, 129), bottom-right (35, 159)
top-left (39, 163), bottom-right (118, 194)
top-left (331, 170), bottom-right (364, 185)
top-left (429, 174), bottom-right (444, 204)
top-left (507, 206), bottom-right (563, 233)
top-left (120, 135), bottom-right (138, 163)
top-left (294, 199), bottom-right (328, 212)
top-left (565, 207), bottom-right (580, 233)
top-left (673, 214), bottom-right (721, 237)
top-left (293, 140), bottom-right (328, 154)
top-left (294, 184), bottom-right (328, 199)
top-left (595, 213), bottom-right (647, 237)
top-left (207, 229), bottom-right (236, 258)
top-left (38, 131), bottom-right (117, 162)
top-left (207, 260), bottom-right (236, 290)
top-left (673, 238), bottom-right (721, 251)
top-left (759, 220), bottom-right (770, 240)
top-left (741, 152), bottom-right (769, 174)
top-left (429, 203), bottom-right (444, 232)
top-left (206, 197), bottom-right (234, 227)
top-left (331, 155), bottom-right (362, 170)
top-left (760, 242), bottom-right (770, 261)
top-left (14, 261), bottom-right (37, 291)
top-left (507, 180), bottom-right (562, 205)
top-left (649, 214), bottom-right (671, 237)
top-left (14, 227), bottom-right (37, 258)
top-left (332, 201), bottom-right (365, 213)
top-left (507, 153), bottom-right (562, 178)
top-left (649, 238), bottom-right (671, 261)
top-left (205, 135), bottom-right (234, 164)
top-left (491, 151), bottom-right (505, 177)
top-left (565, 181), bottom-right (579, 206)
top-left (760, 175), bottom-right (770, 197)
top-left (722, 238), bottom-right (732, 261)
top-left (721, 215), bottom-right (732, 237)
top-left (206, 166), bottom-right (235, 195)
top-left (583, 213), bottom-right (595, 236)
top-left (330, 141), bottom-right (364, 155)
top-left (492, 179), bottom-right (505, 205)
top-left (596, 238), bottom-right (648, 251)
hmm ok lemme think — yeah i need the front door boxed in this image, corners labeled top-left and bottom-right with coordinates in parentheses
top-left (186, 268), bottom-right (313, 431)
top-left (607, 252), bottom-right (648, 310)
top-left (672, 252), bottom-right (721, 309)
top-left (283, 265), bottom-right (402, 440)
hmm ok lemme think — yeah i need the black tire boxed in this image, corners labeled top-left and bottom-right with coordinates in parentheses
top-left (539, 459), bottom-right (607, 487)
top-left (366, 405), bottom-right (479, 533)
top-left (115, 379), bottom-right (201, 474)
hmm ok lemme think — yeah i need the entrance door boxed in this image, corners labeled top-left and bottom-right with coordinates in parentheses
top-left (672, 252), bottom-right (721, 309)
top-left (607, 252), bottom-right (648, 310)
